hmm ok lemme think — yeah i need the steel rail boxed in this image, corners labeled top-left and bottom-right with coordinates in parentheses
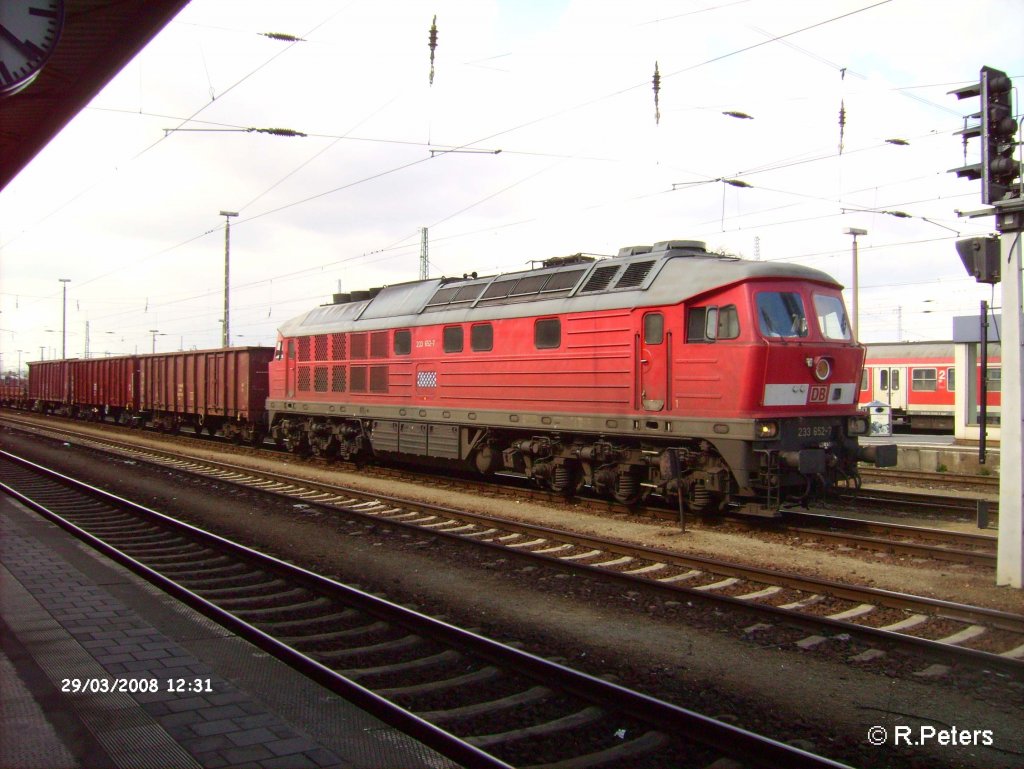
top-left (0, 449), bottom-right (855, 769)
top-left (5, 419), bottom-right (1023, 670)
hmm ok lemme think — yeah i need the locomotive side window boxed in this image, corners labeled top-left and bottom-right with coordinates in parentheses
top-left (686, 305), bottom-right (738, 342)
top-left (687, 307), bottom-right (708, 342)
top-left (471, 323), bottom-right (493, 351)
top-left (394, 329), bottom-right (411, 355)
top-left (912, 368), bottom-right (937, 391)
top-left (860, 368), bottom-right (869, 390)
top-left (535, 318), bottom-right (561, 349)
top-left (812, 294), bottom-right (851, 340)
top-left (717, 306), bottom-right (739, 339)
top-left (644, 313), bottom-right (664, 344)
top-left (443, 326), bottom-right (464, 353)
top-left (756, 292), bottom-right (808, 338)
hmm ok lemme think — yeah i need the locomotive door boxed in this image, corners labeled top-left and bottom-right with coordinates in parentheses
top-left (639, 312), bottom-right (667, 411)
top-left (876, 366), bottom-right (907, 410)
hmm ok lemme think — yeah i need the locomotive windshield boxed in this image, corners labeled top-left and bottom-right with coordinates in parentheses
top-left (813, 294), bottom-right (852, 340)
top-left (756, 292), bottom-right (808, 338)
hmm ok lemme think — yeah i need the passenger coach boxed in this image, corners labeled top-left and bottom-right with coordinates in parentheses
top-left (269, 239), bottom-right (895, 514)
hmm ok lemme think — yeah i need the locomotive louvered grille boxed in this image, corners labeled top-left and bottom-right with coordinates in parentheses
top-left (314, 366), bottom-right (328, 392)
top-left (298, 337), bottom-right (311, 362)
top-left (370, 331), bottom-right (388, 358)
top-left (614, 260), bottom-right (655, 289)
top-left (350, 366), bottom-right (367, 392)
top-left (369, 365), bottom-right (388, 393)
top-left (580, 265), bottom-right (619, 292)
top-left (331, 333), bottom-right (346, 360)
top-left (297, 367), bottom-right (311, 392)
top-left (314, 335), bottom-right (329, 361)
top-left (331, 366), bottom-right (346, 392)
top-left (350, 333), bottom-right (367, 359)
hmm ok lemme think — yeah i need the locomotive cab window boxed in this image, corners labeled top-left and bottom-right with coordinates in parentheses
top-left (394, 329), bottom-right (411, 355)
top-left (757, 292), bottom-right (807, 338)
top-left (535, 318), bottom-right (561, 349)
top-left (275, 341), bottom-right (284, 360)
top-left (443, 326), bottom-right (464, 353)
top-left (813, 294), bottom-right (851, 340)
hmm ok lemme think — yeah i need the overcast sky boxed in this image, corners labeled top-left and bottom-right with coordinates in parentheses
top-left (1, 0), bottom-right (1021, 371)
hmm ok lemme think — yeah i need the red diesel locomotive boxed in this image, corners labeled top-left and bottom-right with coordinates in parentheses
top-left (268, 239), bottom-right (895, 513)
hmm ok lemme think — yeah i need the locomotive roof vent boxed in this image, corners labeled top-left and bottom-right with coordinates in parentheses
top-left (617, 245), bottom-right (653, 257)
top-left (332, 292), bottom-right (351, 304)
top-left (542, 253), bottom-right (596, 268)
top-left (651, 239), bottom-right (706, 254)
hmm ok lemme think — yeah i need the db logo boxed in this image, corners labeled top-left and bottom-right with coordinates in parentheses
top-left (808, 385), bottom-right (828, 403)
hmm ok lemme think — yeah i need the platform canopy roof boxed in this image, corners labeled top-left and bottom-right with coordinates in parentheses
top-left (0, 0), bottom-right (191, 192)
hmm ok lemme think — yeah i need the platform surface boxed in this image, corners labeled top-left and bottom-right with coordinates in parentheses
top-left (0, 492), bottom-right (458, 769)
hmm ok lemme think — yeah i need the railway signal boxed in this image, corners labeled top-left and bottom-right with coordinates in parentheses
top-left (950, 66), bottom-right (1022, 206)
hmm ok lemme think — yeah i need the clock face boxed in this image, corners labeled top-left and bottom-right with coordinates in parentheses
top-left (0, 0), bottom-right (65, 97)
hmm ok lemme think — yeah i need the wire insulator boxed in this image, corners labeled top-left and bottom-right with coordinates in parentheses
top-left (652, 61), bottom-right (661, 125)
top-left (428, 15), bottom-right (439, 85)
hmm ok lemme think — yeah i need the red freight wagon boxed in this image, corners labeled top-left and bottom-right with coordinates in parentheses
top-left (27, 359), bottom-right (75, 412)
top-left (138, 346), bottom-right (273, 443)
top-left (0, 377), bottom-right (27, 407)
top-left (72, 356), bottom-right (139, 422)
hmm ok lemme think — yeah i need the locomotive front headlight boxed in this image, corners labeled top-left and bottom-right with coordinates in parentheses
top-left (813, 357), bottom-right (832, 381)
top-left (847, 415), bottom-right (868, 435)
top-left (755, 420), bottom-right (779, 439)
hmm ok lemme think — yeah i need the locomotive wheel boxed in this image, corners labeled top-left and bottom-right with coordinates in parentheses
top-left (612, 472), bottom-right (642, 505)
top-left (549, 462), bottom-right (579, 497)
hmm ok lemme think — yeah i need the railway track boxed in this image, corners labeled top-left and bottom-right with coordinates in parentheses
top-left (6, 418), bottom-right (1023, 678)
top-left (0, 449), bottom-right (854, 769)
top-left (747, 511), bottom-right (997, 568)
top-left (0, 412), bottom-right (996, 564)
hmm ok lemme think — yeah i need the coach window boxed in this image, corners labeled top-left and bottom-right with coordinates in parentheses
top-left (947, 367), bottom-right (955, 391)
top-left (394, 329), bottom-right (411, 355)
top-left (471, 323), bottom-right (493, 351)
top-left (912, 368), bottom-right (937, 392)
top-left (986, 367), bottom-right (1001, 393)
top-left (535, 318), bottom-right (561, 349)
top-left (443, 326), bottom-right (464, 353)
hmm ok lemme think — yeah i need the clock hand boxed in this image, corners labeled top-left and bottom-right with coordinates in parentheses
top-left (0, 23), bottom-right (45, 61)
